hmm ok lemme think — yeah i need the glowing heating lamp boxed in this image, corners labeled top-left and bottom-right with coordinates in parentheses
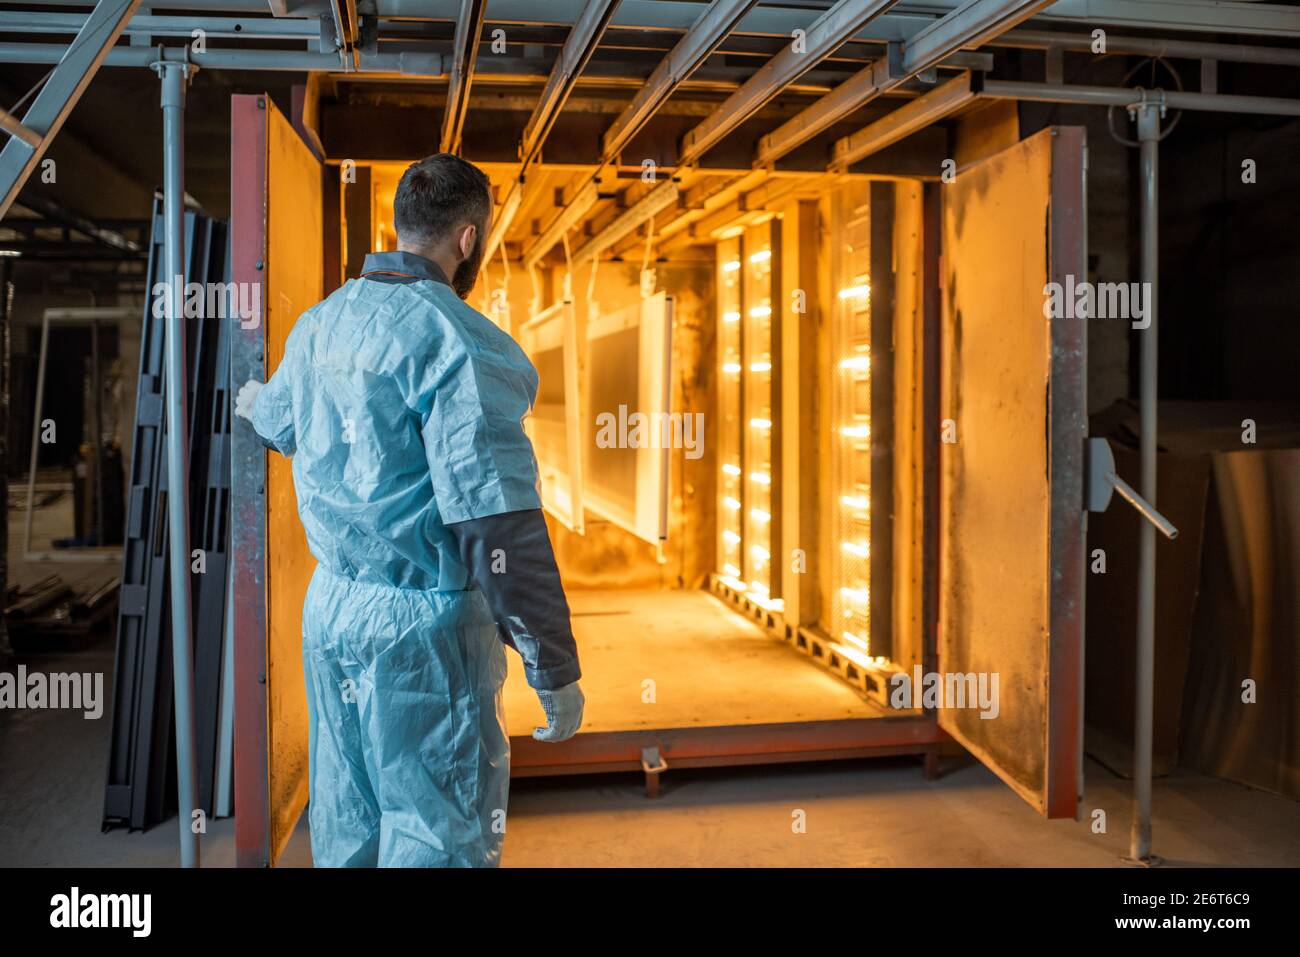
top-left (841, 541), bottom-right (870, 558)
top-left (830, 642), bottom-right (873, 670)
top-left (719, 570), bottom-right (747, 593)
top-left (840, 630), bottom-right (869, 651)
top-left (840, 585), bottom-right (870, 605)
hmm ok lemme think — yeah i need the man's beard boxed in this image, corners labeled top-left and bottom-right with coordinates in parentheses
top-left (452, 229), bottom-right (485, 300)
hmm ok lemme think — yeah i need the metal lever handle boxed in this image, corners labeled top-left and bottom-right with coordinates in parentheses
top-left (1086, 437), bottom-right (1179, 539)
top-left (1107, 471), bottom-right (1178, 539)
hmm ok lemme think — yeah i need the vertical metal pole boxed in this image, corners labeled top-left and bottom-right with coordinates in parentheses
top-left (1130, 101), bottom-right (1161, 865)
top-left (91, 319), bottom-right (103, 544)
top-left (157, 58), bottom-right (200, 869)
top-left (0, 260), bottom-right (11, 662)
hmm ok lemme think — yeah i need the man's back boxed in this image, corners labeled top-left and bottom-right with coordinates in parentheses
top-left (253, 270), bottom-right (541, 591)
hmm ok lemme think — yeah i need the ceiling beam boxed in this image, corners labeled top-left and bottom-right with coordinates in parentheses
top-left (981, 78), bottom-right (1300, 117)
top-left (677, 0), bottom-right (899, 168)
top-left (657, 171), bottom-right (827, 254)
top-left (655, 168), bottom-right (766, 242)
top-left (328, 0), bottom-right (360, 67)
top-left (519, 0), bottom-right (623, 169)
top-left (440, 0), bottom-right (487, 154)
top-left (998, 27), bottom-right (1300, 68)
top-left (755, 58), bottom-right (887, 168)
top-left (0, 242), bottom-right (145, 260)
top-left (0, 107), bottom-right (40, 149)
top-left (520, 0), bottom-right (758, 272)
top-left (14, 194), bottom-right (142, 252)
top-left (757, 0), bottom-right (1052, 167)
top-left (485, 0), bottom-right (621, 260)
top-left (0, 0), bottom-right (142, 220)
top-left (572, 177), bottom-right (679, 262)
top-left (372, 0), bottom-right (1300, 40)
top-left (485, 178), bottom-right (524, 262)
top-left (601, 0), bottom-right (759, 162)
top-left (825, 69), bottom-right (1300, 178)
top-left (0, 10), bottom-right (321, 39)
top-left (522, 178), bottom-right (601, 269)
top-left (829, 71), bottom-right (978, 172)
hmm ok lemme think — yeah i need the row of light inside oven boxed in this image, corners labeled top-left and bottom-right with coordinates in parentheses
top-left (717, 491), bottom-right (872, 596)
top-left (721, 252), bottom-right (871, 298)
top-left (837, 280), bottom-right (874, 660)
top-left (714, 413), bottom-right (872, 439)
top-left (715, 263), bottom-right (876, 658)
top-left (719, 288), bottom-right (872, 316)
top-left (718, 245), bottom-right (774, 605)
top-left (722, 354), bottom-right (870, 374)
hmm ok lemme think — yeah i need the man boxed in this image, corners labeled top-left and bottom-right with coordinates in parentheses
top-left (233, 154), bottom-right (584, 867)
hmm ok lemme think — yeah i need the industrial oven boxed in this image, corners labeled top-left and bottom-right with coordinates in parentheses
top-left (229, 95), bottom-right (1086, 867)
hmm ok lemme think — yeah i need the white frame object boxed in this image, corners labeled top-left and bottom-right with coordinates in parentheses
top-left (583, 291), bottom-right (673, 546)
top-left (520, 299), bottom-right (585, 533)
top-left (23, 306), bottom-right (135, 563)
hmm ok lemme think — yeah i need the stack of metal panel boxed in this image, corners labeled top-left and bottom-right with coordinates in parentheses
top-left (103, 199), bottom-right (233, 831)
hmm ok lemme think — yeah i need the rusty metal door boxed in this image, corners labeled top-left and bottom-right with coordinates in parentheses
top-left (938, 126), bottom-right (1086, 819)
top-left (231, 94), bottom-right (323, 865)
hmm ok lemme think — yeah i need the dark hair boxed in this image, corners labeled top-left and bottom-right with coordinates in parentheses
top-left (392, 153), bottom-right (492, 246)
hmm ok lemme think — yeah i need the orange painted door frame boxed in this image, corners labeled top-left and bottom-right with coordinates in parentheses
top-left (230, 93), bottom-right (323, 866)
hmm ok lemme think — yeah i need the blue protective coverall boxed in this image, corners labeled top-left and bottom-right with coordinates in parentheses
top-left (250, 250), bottom-right (581, 867)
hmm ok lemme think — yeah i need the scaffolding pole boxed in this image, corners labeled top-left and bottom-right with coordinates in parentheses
top-left (1130, 100), bottom-right (1162, 866)
top-left (156, 56), bottom-right (200, 869)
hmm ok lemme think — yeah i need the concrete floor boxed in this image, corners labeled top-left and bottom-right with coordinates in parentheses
top-left (4, 636), bottom-right (1299, 867)
top-left (5, 500), bottom-right (1299, 867)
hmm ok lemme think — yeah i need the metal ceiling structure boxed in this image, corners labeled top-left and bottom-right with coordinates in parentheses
top-left (1, 0), bottom-right (1297, 874)
top-left (439, 0), bottom-right (487, 153)
top-left (1, 0), bottom-right (1298, 260)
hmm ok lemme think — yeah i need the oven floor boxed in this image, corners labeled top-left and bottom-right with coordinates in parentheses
top-left (502, 588), bottom-right (882, 735)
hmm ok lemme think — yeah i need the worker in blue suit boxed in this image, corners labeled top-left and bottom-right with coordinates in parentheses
top-left (233, 154), bottom-right (584, 867)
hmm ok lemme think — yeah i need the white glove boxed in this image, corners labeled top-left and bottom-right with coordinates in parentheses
top-left (234, 379), bottom-right (263, 422)
top-left (533, 681), bottom-right (584, 742)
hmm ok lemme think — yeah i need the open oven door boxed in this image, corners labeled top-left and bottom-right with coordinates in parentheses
top-left (937, 126), bottom-right (1087, 819)
top-left (230, 94), bottom-right (324, 865)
